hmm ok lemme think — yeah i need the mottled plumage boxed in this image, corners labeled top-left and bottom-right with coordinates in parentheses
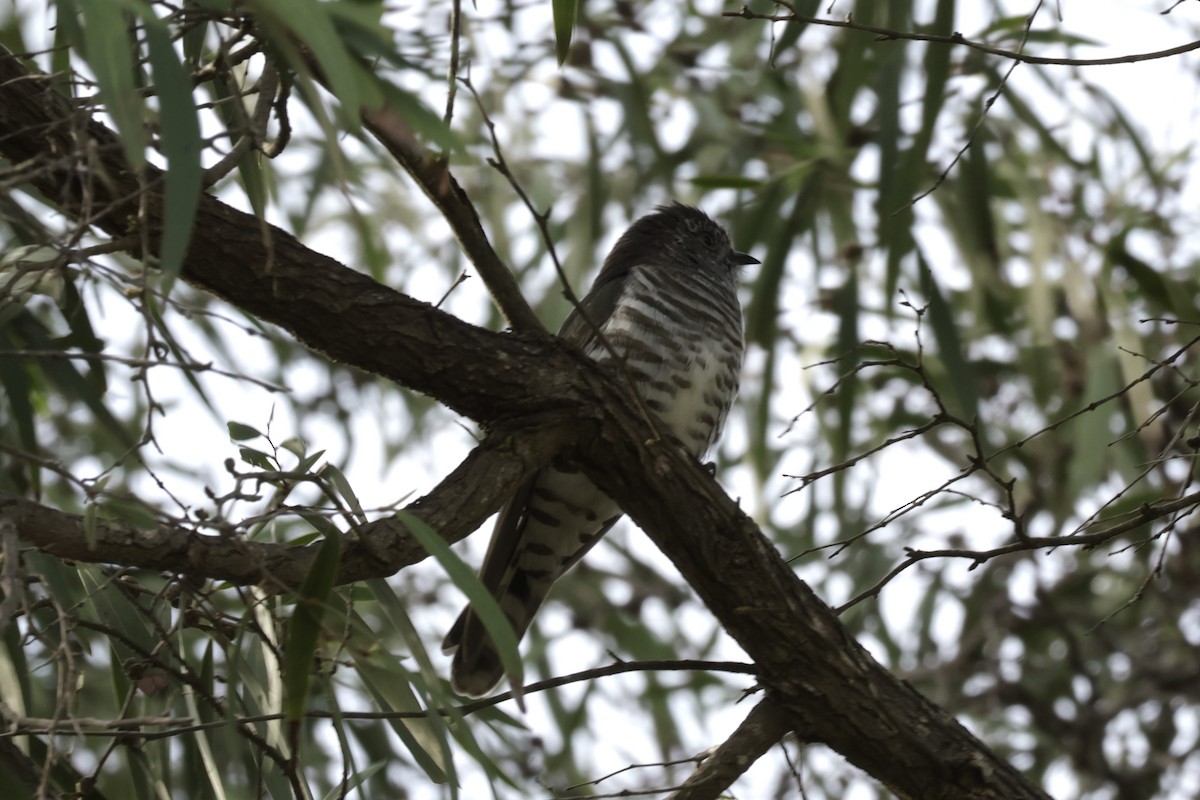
top-left (442, 203), bottom-right (756, 696)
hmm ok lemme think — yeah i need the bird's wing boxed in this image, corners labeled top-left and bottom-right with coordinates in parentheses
top-left (472, 272), bottom-right (629, 596)
top-left (556, 273), bottom-right (628, 351)
top-left (440, 274), bottom-right (632, 690)
top-left (470, 476), bottom-right (536, 600)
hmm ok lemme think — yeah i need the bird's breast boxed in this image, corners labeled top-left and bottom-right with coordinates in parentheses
top-left (592, 267), bottom-right (744, 456)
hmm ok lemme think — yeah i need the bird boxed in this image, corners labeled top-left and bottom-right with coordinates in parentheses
top-left (441, 202), bottom-right (757, 697)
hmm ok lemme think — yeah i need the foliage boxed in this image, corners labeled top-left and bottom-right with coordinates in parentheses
top-left (1, 1), bottom-right (1199, 798)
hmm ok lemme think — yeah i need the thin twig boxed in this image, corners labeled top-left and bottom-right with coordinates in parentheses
top-left (1, 659), bottom-right (757, 739)
top-left (443, 0), bottom-right (463, 126)
top-left (903, 0), bottom-right (1045, 210)
top-left (726, 5), bottom-right (1200, 67)
top-left (836, 489), bottom-right (1200, 613)
top-left (0, 349), bottom-right (287, 392)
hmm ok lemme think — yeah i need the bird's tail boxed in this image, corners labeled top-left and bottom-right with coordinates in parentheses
top-left (441, 569), bottom-right (546, 697)
top-left (441, 468), bottom-right (621, 697)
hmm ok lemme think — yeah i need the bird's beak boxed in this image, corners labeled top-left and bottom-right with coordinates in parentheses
top-left (734, 251), bottom-right (760, 266)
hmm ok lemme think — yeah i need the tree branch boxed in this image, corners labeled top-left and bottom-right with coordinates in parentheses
top-left (667, 697), bottom-right (797, 800)
top-left (570, 396), bottom-right (1049, 799)
top-left (360, 93), bottom-right (544, 334)
top-left (0, 49), bottom-right (1049, 799)
top-left (0, 50), bottom-right (568, 426)
top-left (2, 421), bottom-right (573, 588)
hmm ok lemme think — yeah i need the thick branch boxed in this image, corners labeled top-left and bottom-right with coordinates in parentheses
top-left (0, 50), bottom-right (1048, 798)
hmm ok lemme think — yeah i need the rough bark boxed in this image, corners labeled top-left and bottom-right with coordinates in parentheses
top-left (0, 50), bottom-right (1050, 799)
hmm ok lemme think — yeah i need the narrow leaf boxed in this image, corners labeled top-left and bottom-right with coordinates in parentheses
top-left (689, 175), bottom-right (765, 189)
top-left (366, 579), bottom-right (512, 787)
top-left (78, 1), bottom-right (146, 167)
top-left (552, 0), bottom-right (579, 65)
top-left (376, 81), bottom-right (461, 153)
top-left (395, 511), bottom-right (525, 701)
top-left (238, 447), bottom-right (275, 470)
top-left (253, 0), bottom-right (361, 118)
top-left (321, 464), bottom-right (367, 524)
top-left (282, 527), bottom-right (342, 721)
top-left (0, 326), bottom-right (37, 461)
top-left (14, 309), bottom-right (133, 447)
top-left (356, 656), bottom-right (449, 783)
top-left (143, 18), bottom-right (203, 290)
top-left (920, 255), bottom-right (979, 422)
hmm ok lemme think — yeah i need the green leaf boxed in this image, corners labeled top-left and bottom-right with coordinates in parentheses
top-left (252, 0), bottom-right (361, 118)
top-left (365, 579), bottom-right (511, 786)
top-left (689, 175), bottom-right (765, 189)
top-left (297, 508), bottom-right (341, 539)
top-left (180, 15), bottom-right (209, 68)
top-left (56, 272), bottom-right (105, 370)
top-left (53, 0), bottom-right (83, 98)
top-left (12, 309), bottom-right (134, 448)
top-left (920, 255), bottom-right (979, 422)
top-left (325, 1), bottom-right (395, 64)
top-left (143, 17), bottom-right (203, 291)
top-left (832, 269), bottom-right (859, 464)
top-left (83, 504), bottom-right (99, 550)
top-left (78, 1), bottom-right (146, 168)
top-left (320, 761), bottom-right (387, 800)
top-left (918, 0), bottom-right (955, 150)
top-left (142, 293), bottom-right (214, 409)
top-left (355, 652), bottom-right (449, 784)
top-left (552, 0), bottom-right (579, 66)
top-left (25, 552), bottom-right (88, 619)
top-left (210, 74), bottom-right (270, 214)
top-left (396, 510), bottom-right (525, 700)
top-left (238, 447), bottom-right (275, 470)
top-left (78, 564), bottom-right (155, 667)
top-left (0, 245), bottom-right (64, 300)
top-left (1066, 346), bottom-right (1119, 500)
top-left (0, 622), bottom-right (32, 732)
top-left (1108, 231), bottom-right (1179, 315)
top-left (0, 325), bottom-right (37, 476)
top-left (321, 463), bottom-right (367, 524)
top-left (375, 81), bottom-right (461, 154)
top-left (294, 448), bottom-right (327, 476)
top-left (282, 525), bottom-right (342, 721)
top-left (227, 421), bottom-right (263, 441)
